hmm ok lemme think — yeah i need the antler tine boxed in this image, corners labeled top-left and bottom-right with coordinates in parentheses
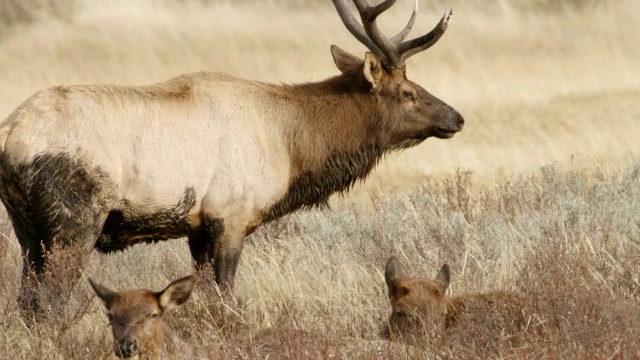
top-left (353, 0), bottom-right (397, 19)
top-left (390, 0), bottom-right (418, 44)
top-left (353, 0), bottom-right (401, 67)
top-left (333, 1), bottom-right (452, 69)
top-left (397, 9), bottom-right (453, 64)
top-left (332, 0), bottom-right (386, 60)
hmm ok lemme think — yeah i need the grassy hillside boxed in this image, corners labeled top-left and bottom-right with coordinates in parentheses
top-left (0, 0), bottom-right (639, 358)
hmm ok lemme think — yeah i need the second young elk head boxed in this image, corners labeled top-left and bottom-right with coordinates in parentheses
top-left (383, 257), bottom-right (525, 343)
top-left (383, 256), bottom-right (452, 340)
top-left (331, 0), bottom-right (464, 149)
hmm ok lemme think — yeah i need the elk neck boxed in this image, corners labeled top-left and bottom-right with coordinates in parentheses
top-left (262, 72), bottom-right (387, 221)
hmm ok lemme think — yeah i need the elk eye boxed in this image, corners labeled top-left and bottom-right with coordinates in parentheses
top-left (394, 310), bottom-right (406, 318)
top-left (106, 313), bottom-right (114, 322)
top-left (402, 90), bottom-right (414, 101)
top-left (150, 313), bottom-right (159, 320)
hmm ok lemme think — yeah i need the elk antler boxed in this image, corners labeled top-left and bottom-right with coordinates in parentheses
top-left (332, 0), bottom-right (452, 70)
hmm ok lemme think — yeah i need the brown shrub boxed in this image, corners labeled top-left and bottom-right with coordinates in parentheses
top-left (1, 162), bottom-right (639, 359)
top-left (515, 242), bottom-right (640, 358)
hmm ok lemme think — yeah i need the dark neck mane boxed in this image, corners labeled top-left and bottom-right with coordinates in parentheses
top-left (262, 71), bottom-right (385, 222)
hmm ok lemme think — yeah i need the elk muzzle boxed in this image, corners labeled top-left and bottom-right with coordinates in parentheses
top-left (433, 107), bottom-right (464, 139)
top-left (115, 339), bottom-right (139, 358)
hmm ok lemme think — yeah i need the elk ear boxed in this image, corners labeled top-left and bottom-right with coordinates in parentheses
top-left (385, 256), bottom-right (404, 296)
top-left (156, 275), bottom-right (197, 312)
top-left (435, 264), bottom-right (451, 294)
top-left (331, 45), bottom-right (362, 73)
top-left (89, 278), bottom-right (116, 307)
top-left (363, 52), bottom-right (384, 91)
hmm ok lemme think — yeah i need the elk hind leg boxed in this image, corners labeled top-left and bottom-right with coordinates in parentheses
top-left (17, 154), bottom-right (113, 318)
top-left (10, 218), bottom-right (47, 316)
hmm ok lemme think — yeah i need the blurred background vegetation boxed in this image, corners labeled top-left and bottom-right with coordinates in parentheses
top-left (0, 0), bottom-right (622, 29)
top-left (0, 0), bottom-right (638, 358)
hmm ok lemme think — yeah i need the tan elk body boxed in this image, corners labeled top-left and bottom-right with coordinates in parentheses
top-left (0, 0), bottom-right (464, 313)
top-left (384, 257), bottom-right (525, 342)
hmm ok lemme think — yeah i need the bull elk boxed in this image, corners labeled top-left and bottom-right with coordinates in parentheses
top-left (0, 0), bottom-right (464, 314)
top-left (383, 257), bottom-right (525, 344)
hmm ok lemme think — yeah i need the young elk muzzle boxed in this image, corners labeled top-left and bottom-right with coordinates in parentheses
top-left (383, 257), bottom-right (524, 342)
top-left (89, 276), bottom-right (196, 359)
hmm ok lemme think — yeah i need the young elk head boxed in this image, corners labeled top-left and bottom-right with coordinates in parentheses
top-left (89, 276), bottom-right (196, 359)
top-left (332, 0), bottom-right (464, 150)
top-left (383, 256), bottom-right (451, 340)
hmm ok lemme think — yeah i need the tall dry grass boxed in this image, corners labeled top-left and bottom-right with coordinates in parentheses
top-left (0, 0), bottom-right (639, 358)
top-left (1, 0), bottom-right (639, 185)
top-left (1, 163), bottom-right (639, 358)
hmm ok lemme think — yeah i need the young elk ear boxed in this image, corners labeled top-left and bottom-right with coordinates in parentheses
top-left (434, 264), bottom-right (451, 294)
top-left (363, 52), bottom-right (384, 91)
top-left (385, 256), bottom-right (404, 296)
top-left (331, 45), bottom-right (362, 74)
top-left (156, 275), bottom-right (197, 312)
top-left (88, 278), bottom-right (116, 307)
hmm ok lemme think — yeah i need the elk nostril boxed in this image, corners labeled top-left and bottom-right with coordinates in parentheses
top-left (456, 113), bottom-right (464, 128)
top-left (117, 340), bottom-right (138, 357)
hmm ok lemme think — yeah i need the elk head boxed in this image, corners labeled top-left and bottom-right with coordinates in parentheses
top-left (89, 276), bottom-right (196, 359)
top-left (384, 256), bottom-right (451, 340)
top-left (331, 0), bottom-right (463, 150)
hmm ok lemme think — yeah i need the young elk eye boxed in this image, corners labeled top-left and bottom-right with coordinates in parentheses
top-left (149, 313), bottom-right (160, 320)
top-left (394, 310), bottom-right (406, 318)
top-left (106, 313), bottom-right (114, 322)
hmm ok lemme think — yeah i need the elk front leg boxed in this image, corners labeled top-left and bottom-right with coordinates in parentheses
top-left (187, 217), bottom-right (224, 270)
top-left (187, 216), bottom-right (245, 296)
top-left (213, 231), bottom-right (246, 295)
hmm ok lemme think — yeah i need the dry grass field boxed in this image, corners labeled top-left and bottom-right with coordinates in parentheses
top-left (1, 0), bottom-right (639, 359)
